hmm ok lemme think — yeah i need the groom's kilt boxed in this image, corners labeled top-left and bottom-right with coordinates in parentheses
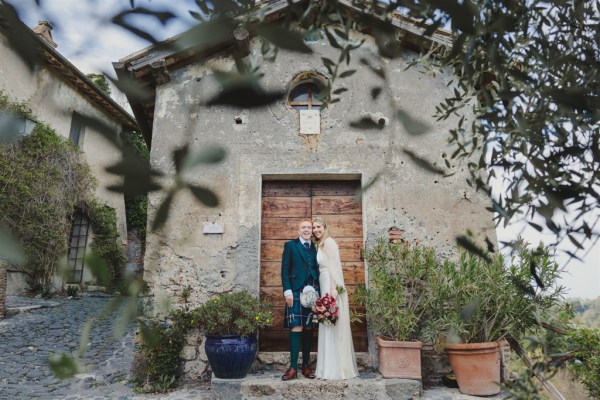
top-left (284, 290), bottom-right (316, 329)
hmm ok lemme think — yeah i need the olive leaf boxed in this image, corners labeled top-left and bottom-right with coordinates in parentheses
top-left (0, 226), bottom-right (27, 265)
top-left (189, 185), bottom-right (219, 207)
top-left (257, 25), bottom-right (313, 54)
top-left (396, 109), bottom-right (430, 135)
top-left (48, 353), bottom-right (79, 380)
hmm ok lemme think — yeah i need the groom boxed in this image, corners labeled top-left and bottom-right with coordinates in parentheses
top-left (280, 219), bottom-right (319, 380)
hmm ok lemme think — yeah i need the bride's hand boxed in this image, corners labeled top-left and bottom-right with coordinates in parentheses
top-left (330, 287), bottom-right (338, 299)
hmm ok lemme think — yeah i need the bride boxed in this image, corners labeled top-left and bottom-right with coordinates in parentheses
top-left (312, 217), bottom-right (358, 380)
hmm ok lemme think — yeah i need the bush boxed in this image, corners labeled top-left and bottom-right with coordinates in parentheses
top-left (359, 238), bottom-right (439, 341)
top-left (423, 244), bottom-right (565, 344)
top-left (192, 291), bottom-right (273, 337)
top-left (133, 309), bottom-right (193, 393)
top-left (568, 328), bottom-right (600, 398)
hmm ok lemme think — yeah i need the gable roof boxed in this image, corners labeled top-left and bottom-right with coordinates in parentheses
top-left (1, 18), bottom-right (138, 133)
top-left (115, 0), bottom-right (452, 147)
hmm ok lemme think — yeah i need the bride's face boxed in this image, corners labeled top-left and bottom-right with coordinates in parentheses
top-left (312, 222), bottom-right (324, 239)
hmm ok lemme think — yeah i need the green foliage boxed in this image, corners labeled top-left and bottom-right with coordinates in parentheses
top-left (424, 244), bottom-right (565, 344)
top-left (0, 102), bottom-right (95, 287)
top-left (133, 309), bottom-right (194, 393)
top-left (192, 291), bottom-right (273, 337)
top-left (66, 285), bottom-right (79, 297)
top-left (121, 130), bottom-right (149, 245)
top-left (86, 73), bottom-right (112, 96)
top-left (86, 200), bottom-right (126, 289)
top-left (568, 328), bottom-right (600, 399)
top-left (359, 238), bottom-right (438, 341)
top-left (403, 0), bottom-right (600, 252)
top-left (48, 353), bottom-right (80, 380)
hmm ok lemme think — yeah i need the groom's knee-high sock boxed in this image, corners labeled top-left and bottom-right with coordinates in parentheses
top-left (290, 331), bottom-right (301, 370)
top-left (301, 330), bottom-right (313, 367)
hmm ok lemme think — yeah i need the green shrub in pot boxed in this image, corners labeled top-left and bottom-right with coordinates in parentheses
top-left (422, 243), bottom-right (565, 345)
top-left (357, 238), bottom-right (439, 379)
top-left (358, 238), bottom-right (438, 341)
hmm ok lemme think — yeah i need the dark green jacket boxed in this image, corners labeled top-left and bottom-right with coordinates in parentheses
top-left (281, 238), bottom-right (318, 292)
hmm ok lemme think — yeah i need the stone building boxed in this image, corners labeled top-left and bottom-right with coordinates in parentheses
top-left (116, 1), bottom-right (496, 380)
top-left (0, 19), bottom-right (138, 294)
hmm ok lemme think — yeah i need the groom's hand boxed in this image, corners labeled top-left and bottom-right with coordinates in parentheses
top-left (285, 295), bottom-right (293, 307)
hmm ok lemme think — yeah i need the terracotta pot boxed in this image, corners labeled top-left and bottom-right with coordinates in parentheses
top-left (376, 336), bottom-right (423, 379)
top-left (444, 341), bottom-right (501, 396)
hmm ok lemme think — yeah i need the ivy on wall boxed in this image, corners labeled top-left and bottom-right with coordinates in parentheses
top-left (121, 129), bottom-right (149, 247)
top-left (0, 90), bottom-right (125, 290)
top-left (86, 200), bottom-right (126, 288)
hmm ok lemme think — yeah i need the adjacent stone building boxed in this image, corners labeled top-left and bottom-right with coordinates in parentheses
top-left (0, 20), bottom-right (138, 294)
top-left (116, 0), bottom-right (497, 379)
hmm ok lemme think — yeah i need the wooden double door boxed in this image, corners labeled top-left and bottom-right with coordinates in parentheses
top-left (259, 180), bottom-right (368, 352)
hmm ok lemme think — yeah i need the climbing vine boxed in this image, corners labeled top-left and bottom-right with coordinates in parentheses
top-left (86, 200), bottom-right (126, 288)
top-left (0, 91), bottom-right (124, 290)
top-left (122, 129), bottom-right (149, 247)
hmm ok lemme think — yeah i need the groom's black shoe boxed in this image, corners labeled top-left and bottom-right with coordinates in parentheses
top-left (302, 365), bottom-right (316, 379)
top-left (282, 367), bottom-right (297, 380)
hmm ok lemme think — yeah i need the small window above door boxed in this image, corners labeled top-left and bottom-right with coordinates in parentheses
top-left (288, 73), bottom-right (329, 135)
top-left (289, 82), bottom-right (323, 111)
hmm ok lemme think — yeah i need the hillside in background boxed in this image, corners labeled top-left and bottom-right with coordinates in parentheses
top-left (569, 297), bottom-right (600, 329)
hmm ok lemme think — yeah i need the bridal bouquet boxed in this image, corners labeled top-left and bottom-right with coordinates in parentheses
top-left (311, 293), bottom-right (339, 325)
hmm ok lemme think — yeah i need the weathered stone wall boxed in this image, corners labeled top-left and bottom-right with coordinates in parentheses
top-left (143, 30), bottom-right (497, 378)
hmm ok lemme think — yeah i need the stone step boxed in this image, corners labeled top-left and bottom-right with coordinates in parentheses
top-left (211, 371), bottom-right (422, 400)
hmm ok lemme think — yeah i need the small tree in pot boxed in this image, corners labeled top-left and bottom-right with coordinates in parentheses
top-left (423, 244), bottom-right (565, 396)
top-left (358, 238), bottom-right (439, 379)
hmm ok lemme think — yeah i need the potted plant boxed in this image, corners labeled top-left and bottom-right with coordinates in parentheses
top-left (423, 244), bottom-right (565, 396)
top-left (192, 290), bottom-right (273, 379)
top-left (357, 238), bottom-right (439, 379)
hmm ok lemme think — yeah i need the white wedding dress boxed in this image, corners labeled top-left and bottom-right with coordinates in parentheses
top-left (315, 237), bottom-right (358, 380)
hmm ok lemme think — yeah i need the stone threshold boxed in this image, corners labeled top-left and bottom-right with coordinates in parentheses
top-left (211, 371), bottom-right (422, 400)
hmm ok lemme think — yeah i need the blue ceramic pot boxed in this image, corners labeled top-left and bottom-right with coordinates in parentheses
top-left (204, 334), bottom-right (257, 379)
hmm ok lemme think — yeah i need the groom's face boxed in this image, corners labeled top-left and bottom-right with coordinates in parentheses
top-left (298, 221), bottom-right (312, 241)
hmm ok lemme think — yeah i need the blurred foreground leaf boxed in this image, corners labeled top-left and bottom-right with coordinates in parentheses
top-left (0, 226), bottom-right (27, 265)
top-left (48, 353), bottom-right (79, 379)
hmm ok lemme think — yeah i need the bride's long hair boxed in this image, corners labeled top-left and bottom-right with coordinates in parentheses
top-left (312, 217), bottom-right (331, 248)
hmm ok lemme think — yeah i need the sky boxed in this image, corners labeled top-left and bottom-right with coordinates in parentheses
top-left (8, 0), bottom-right (599, 300)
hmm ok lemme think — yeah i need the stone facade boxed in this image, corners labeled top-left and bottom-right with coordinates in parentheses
top-left (119, 9), bottom-right (497, 381)
top-left (140, 32), bottom-right (496, 314)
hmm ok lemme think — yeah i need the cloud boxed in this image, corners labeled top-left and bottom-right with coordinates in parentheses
top-left (12, 0), bottom-right (197, 73)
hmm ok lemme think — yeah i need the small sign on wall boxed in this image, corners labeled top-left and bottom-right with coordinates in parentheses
top-left (203, 223), bottom-right (224, 234)
top-left (300, 110), bottom-right (320, 135)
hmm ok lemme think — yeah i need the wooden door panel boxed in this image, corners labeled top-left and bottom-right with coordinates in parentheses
top-left (312, 196), bottom-right (361, 215)
top-left (261, 239), bottom-right (286, 261)
top-left (316, 214), bottom-right (363, 238)
top-left (262, 181), bottom-right (312, 197)
top-left (261, 217), bottom-right (304, 239)
top-left (262, 197), bottom-right (311, 217)
top-left (312, 181), bottom-right (360, 196)
top-left (336, 238), bottom-right (364, 261)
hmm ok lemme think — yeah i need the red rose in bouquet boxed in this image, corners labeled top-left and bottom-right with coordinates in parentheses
top-left (311, 293), bottom-right (340, 325)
